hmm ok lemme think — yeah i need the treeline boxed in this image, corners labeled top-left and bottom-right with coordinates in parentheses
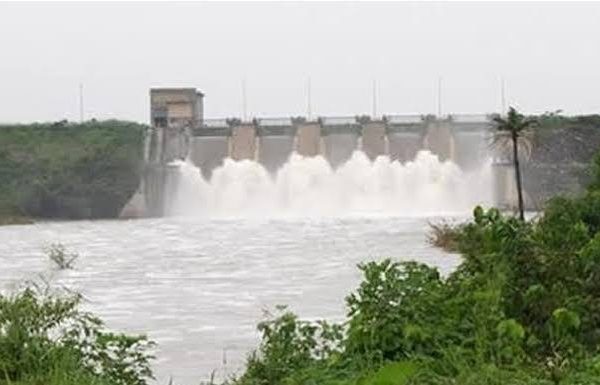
top-left (234, 155), bottom-right (600, 385)
top-left (0, 120), bottom-right (146, 221)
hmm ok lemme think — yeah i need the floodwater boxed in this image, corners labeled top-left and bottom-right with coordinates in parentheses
top-left (0, 216), bottom-right (461, 384)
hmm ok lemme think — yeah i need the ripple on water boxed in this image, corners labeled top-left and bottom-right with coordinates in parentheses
top-left (0, 216), bottom-right (461, 384)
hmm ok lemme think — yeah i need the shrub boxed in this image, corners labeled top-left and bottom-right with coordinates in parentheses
top-left (345, 260), bottom-right (444, 365)
top-left (0, 286), bottom-right (155, 385)
top-left (426, 221), bottom-right (463, 252)
top-left (236, 307), bottom-right (343, 385)
top-left (46, 243), bottom-right (79, 269)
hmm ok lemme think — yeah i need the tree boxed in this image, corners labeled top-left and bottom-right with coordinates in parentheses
top-left (493, 107), bottom-right (537, 221)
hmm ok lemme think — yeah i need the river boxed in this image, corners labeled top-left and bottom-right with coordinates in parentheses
top-left (0, 215), bottom-right (460, 384)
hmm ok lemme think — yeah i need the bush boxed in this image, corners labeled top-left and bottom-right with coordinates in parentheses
top-left (0, 286), bottom-right (155, 385)
top-left (236, 307), bottom-right (343, 385)
top-left (345, 261), bottom-right (445, 365)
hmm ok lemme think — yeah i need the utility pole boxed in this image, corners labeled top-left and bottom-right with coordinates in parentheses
top-left (79, 83), bottom-right (84, 123)
top-left (307, 77), bottom-right (312, 120)
top-left (500, 77), bottom-right (507, 114)
top-left (437, 76), bottom-right (442, 117)
top-left (372, 79), bottom-right (377, 118)
top-left (242, 78), bottom-right (247, 121)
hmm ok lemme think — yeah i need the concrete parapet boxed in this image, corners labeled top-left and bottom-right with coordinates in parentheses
top-left (256, 118), bottom-right (296, 136)
top-left (192, 126), bottom-right (231, 137)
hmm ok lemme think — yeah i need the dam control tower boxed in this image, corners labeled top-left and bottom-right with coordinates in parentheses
top-left (150, 88), bottom-right (204, 128)
top-left (148, 88), bottom-right (204, 164)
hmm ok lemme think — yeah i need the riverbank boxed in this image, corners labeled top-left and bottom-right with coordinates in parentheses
top-left (0, 215), bottom-right (34, 226)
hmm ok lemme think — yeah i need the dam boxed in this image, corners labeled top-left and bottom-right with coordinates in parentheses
top-left (126, 87), bottom-right (515, 217)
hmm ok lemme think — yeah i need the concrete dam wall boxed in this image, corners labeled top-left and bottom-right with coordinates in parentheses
top-left (137, 113), bottom-right (520, 217)
top-left (187, 114), bottom-right (493, 177)
top-left (125, 87), bottom-right (519, 218)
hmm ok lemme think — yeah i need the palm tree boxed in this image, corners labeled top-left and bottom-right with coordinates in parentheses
top-left (492, 107), bottom-right (537, 221)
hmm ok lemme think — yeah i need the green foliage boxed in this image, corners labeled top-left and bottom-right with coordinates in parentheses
top-left (363, 361), bottom-right (418, 385)
top-left (0, 120), bottom-right (146, 220)
top-left (495, 319), bottom-right (526, 365)
top-left (0, 286), bottom-right (155, 385)
top-left (236, 307), bottom-right (344, 385)
top-left (587, 152), bottom-right (600, 192)
top-left (345, 261), bottom-right (444, 365)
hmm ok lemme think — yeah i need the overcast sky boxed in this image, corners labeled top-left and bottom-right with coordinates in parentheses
top-left (1, 2), bottom-right (599, 123)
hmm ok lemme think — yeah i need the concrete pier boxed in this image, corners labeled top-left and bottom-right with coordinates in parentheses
top-left (230, 123), bottom-right (257, 161)
top-left (361, 120), bottom-right (387, 160)
top-left (295, 121), bottom-right (322, 157)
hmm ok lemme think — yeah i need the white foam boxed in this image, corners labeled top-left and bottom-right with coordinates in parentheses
top-left (166, 150), bottom-right (493, 218)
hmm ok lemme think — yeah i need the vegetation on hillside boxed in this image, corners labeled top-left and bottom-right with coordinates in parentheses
top-left (233, 158), bottom-right (600, 385)
top-left (0, 120), bottom-right (146, 221)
